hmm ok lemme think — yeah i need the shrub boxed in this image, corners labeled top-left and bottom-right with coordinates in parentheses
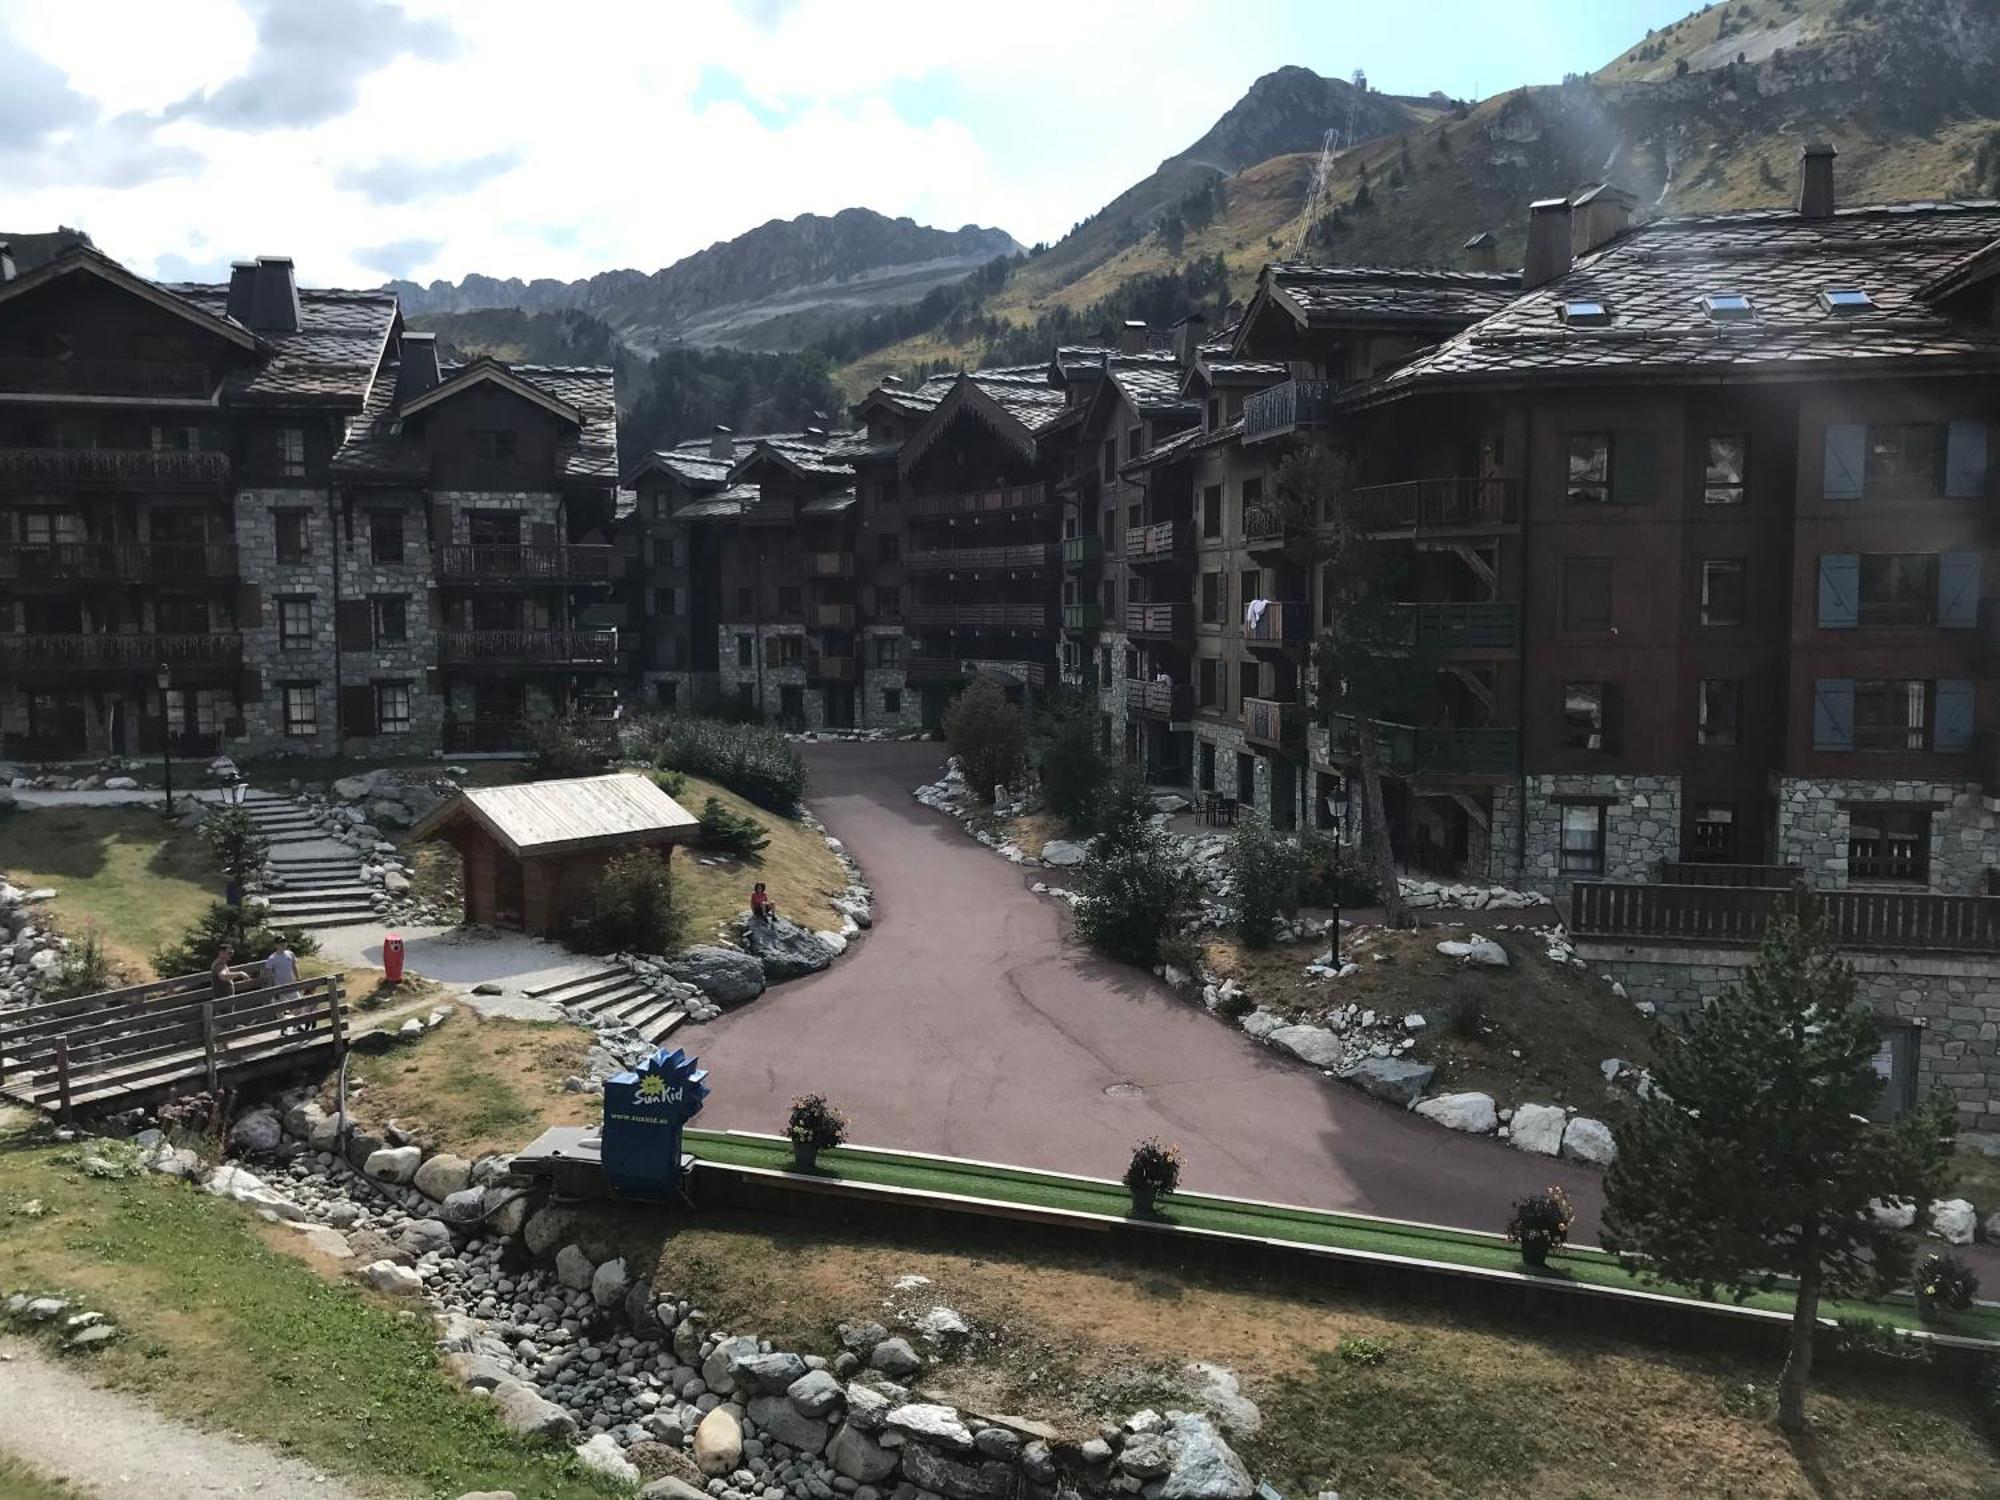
top-left (1298, 828), bottom-right (1382, 906)
top-left (639, 714), bottom-right (808, 814)
top-left (522, 714), bottom-right (617, 780)
top-left (1828, 1317), bottom-right (1931, 1368)
top-left (1917, 1251), bottom-right (1980, 1317)
top-left (655, 767), bottom-right (688, 798)
top-left (199, 807), bottom-right (268, 890)
top-left (1506, 1186), bottom-right (1576, 1260)
top-left (1337, 1336), bottom-right (1386, 1366)
top-left (1229, 815), bottom-right (1306, 948)
top-left (1036, 701), bottom-right (1109, 827)
top-left (788, 1093), bottom-right (848, 1152)
top-left (1445, 994), bottom-right (1484, 1040)
top-left (1074, 822), bottom-right (1200, 967)
top-left (943, 678), bottom-right (1026, 803)
top-left (1124, 1137), bottom-right (1183, 1195)
top-left (44, 926), bottom-right (113, 1001)
top-left (153, 902), bottom-right (319, 977)
top-left (570, 850), bottom-right (685, 955)
top-left (698, 795), bottom-right (770, 857)
top-left (1090, 763), bottom-right (1158, 847)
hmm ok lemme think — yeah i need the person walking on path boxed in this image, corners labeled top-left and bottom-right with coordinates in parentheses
top-left (263, 941), bottom-right (310, 1034)
top-left (210, 944), bottom-right (253, 1000)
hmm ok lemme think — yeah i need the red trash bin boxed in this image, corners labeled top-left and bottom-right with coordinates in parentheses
top-left (383, 932), bottom-right (405, 985)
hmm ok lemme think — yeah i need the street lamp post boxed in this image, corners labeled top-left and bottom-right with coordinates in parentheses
top-left (156, 663), bottom-right (173, 816)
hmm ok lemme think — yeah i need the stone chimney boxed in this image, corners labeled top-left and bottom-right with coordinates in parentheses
top-left (1118, 319), bottom-right (1148, 355)
top-left (226, 261), bottom-right (257, 323)
top-left (394, 331), bottom-right (442, 405)
top-left (1798, 142), bottom-right (1837, 219)
top-left (1522, 198), bottom-right (1574, 291)
top-left (1173, 312), bottom-right (1208, 366)
top-left (1571, 183), bottom-right (1637, 258)
top-left (1462, 231), bottom-right (1498, 273)
top-left (709, 425), bottom-right (734, 462)
top-left (249, 255), bottom-right (299, 333)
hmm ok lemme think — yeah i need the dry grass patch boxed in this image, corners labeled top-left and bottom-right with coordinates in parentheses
top-left (665, 774), bottom-right (849, 943)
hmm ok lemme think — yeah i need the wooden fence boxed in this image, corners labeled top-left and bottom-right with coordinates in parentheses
top-left (1658, 861), bottom-right (1805, 888)
top-left (1572, 882), bottom-right (2000, 954)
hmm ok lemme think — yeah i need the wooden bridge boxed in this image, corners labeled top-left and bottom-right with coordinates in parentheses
top-left (0, 972), bottom-right (347, 1122)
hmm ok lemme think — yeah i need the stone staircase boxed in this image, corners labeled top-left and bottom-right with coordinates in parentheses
top-left (526, 964), bottom-right (687, 1046)
top-left (243, 792), bottom-right (380, 930)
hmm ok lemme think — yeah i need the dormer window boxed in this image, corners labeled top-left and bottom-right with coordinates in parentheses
top-left (1560, 300), bottom-right (1612, 327)
top-left (1701, 293), bottom-right (1755, 322)
top-left (1820, 287), bottom-right (1875, 315)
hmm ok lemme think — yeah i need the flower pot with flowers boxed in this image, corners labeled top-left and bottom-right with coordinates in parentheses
top-left (1505, 1186), bottom-right (1575, 1269)
top-left (1124, 1137), bottom-right (1183, 1217)
top-left (787, 1093), bottom-right (847, 1174)
top-left (1916, 1251), bottom-right (1979, 1323)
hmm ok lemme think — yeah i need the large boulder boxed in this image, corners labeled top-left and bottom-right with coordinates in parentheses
top-left (555, 1244), bottom-right (595, 1291)
top-left (332, 774), bottom-right (376, 802)
top-left (663, 945), bottom-right (767, 1006)
top-left (788, 1368), bottom-right (845, 1418)
top-left (1266, 1025), bottom-right (1346, 1070)
top-left (1414, 1092), bottom-right (1497, 1134)
top-left (747, 1392), bottom-right (830, 1455)
top-left (412, 1153), bottom-right (472, 1202)
top-left (521, 1204), bottom-right (575, 1256)
top-left (231, 1107), bottom-right (284, 1154)
top-left (364, 1145), bottom-right (423, 1184)
top-left (1931, 1198), bottom-right (1978, 1245)
top-left (693, 1405), bottom-right (743, 1475)
top-left (494, 1382), bottom-right (579, 1443)
top-left (1436, 935), bottom-right (1509, 967)
top-left (1158, 1415), bottom-right (1253, 1500)
top-left (869, 1336), bottom-right (922, 1377)
top-left (397, 1218), bottom-right (454, 1257)
top-left (886, 1403), bottom-right (972, 1450)
top-left (574, 1434), bottom-right (641, 1484)
top-left (701, 1334), bottom-right (760, 1395)
top-left (1560, 1117), bottom-right (1617, 1165)
top-left (737, 915), bottom-right (837, 981)
top-left (1338, 1056), bottom-right (1436, 1107)
top-left (901, 1443), bottom-right (1013, 1500)
top-left (1509, 1102), bottom-right (1567, 1157)
top-left (358, 1260), bottom-right (423, 1296)
top-left (736, 1349), bottom-right (808, 1394)
top-left (1039, 839), bottom-right (1089, 868)
top-left (827, 1423), bottom-right (899, 1483)
top-left (590, 1256), bottom-right (630, 1309)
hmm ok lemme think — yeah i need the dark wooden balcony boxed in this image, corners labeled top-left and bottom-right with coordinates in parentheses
top-left (0, 541), bottom-right (238, 583)
top-left (437, 628), bottom-right (618, 666)
top-left (0, 631), bottom-right (241, 672)
top-left (1659, 861), bottom-right (1805, 888)
top-left (808, 551), bottom-right (855, 579)
top-left (1353, 478), bottom-right (1519, 536)
top-left (1245, 600), bottom-right (1308, 649)
top-left (1125, 680), bottom-right (1192, 719)
top-left (1125, 520), bottom-right (1186, 566)
top-left (1243, 379), bottom-right (1337, 442)
top-left (1062, 602), bottom-right (1103, 631)
top-left (1125, 601), bottom-right (1193, 639)
top-left (1392, 600), bottom-right (1520, 651)
top-left (1061, 535), bottom-right (1103, 568)
top-left (903, 542), bottom-right (1056, 574)
top-left (435, 544), bottom-right (613, 582)
top-left (0, 448), bottom-right (232, 488)
top-left (905, 655), bottom-right (1047, 688)
top-left (811, 602), bottom-right (856, 630)
top-left (1330, 713), bottom-right (1518, 778)
top-left (1243, 503), bottom-right (1290, 554)
top-left (1572, 882), bottom-right (2000, 954)
top-left (906, 483), bottom-right (1049, 517)
top-left (0, 356), bottom-right (213, 400)
top-left (441, 719), bottom-right (527, 754)
top-left (903, 602), bottom-right (1048, 629)
top-left (808, 651), bottom-right (857, 684)
top-left (1243, 696), bottom-right (1303, 750)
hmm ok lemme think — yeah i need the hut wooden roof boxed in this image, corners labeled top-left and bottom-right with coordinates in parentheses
top-left (414, 772), bottom-right (700, 858)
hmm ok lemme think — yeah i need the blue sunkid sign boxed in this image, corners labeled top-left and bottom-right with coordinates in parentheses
top-left (601, 1046), bottom-right (709, 1200)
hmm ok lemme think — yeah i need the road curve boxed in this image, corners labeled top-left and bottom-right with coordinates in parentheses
top-left (697, 739), bottom-right (1607, 1237)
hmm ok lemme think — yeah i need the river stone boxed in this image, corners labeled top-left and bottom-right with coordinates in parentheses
top-left (1509, 1102), bottom-right (1568, 1157)
top-left (901, 1443), bottom-right (1014, 1500)
top-left (845, 1382), bottom-right (890, 1432)
top-left (358, 1259), bottom-right (423, 1296)
top-left (747, 1393), bottom-right (830, 1455)
top-left (827, 1423), bottom-right (899, 1483)
top-left (886, 1403), bottom-right (972, 1450)
top-left (397, 1217), bottom-right (454, 1256)
top-left (364, 1145), bottom-right (423, 1184)
top-left (522, 1204), bottom-right (576, 1257)
top-left (575, 1433), bottom-right (640, 1484)
top-left (702, 1334), bottom-right (760, 1394)
top-left (1265, 1025), bottom-right (1346, 1069)
top-left (737, 915), bottom-right (837, 981)
top-left (1436, 935), bottom-right (1509, 967)
top-left (1413, 1091), bottom-right (1497, 1134)
top-left (590, 1255), bottom-right (630, 1309)
top-left (736, 1349), bottom-right (808, 1394)
top-left (1931, 1197), bottom-right (1978, 1245)
top-left (869, 1336), bottom-right (922, 1377)
top-left (413, 1152), bottom-right (473, 1202)
top-left (788, 1368), bottom-right (845, 1417)
top-left (693, 1405), bottom-right (744, 1475)
top-left (663, 945), bottom-right (767, 1006)
top-left (442, 1187), bottom-right (487, 1225)
top-left (555, 1243), bottom-right (595, 1291)
top-left (231, 1107), bottom-right (284, 1153)
top-left (1560, 1116), bottom-right (1617, 1165)
top-left (495, 1382), bottom-right (579, 1442)
top-left (641, 1479), bottom-right (712, 1500)
top-left (1039, 839), bottom-right (1089, 868)
top-left (1119, 1432), bottom-right (1172, 1479)
top-left (1338, 1056), bottom-right (1436, 1107)
top-left (1159, 1415), bottom-right (1253, 1500)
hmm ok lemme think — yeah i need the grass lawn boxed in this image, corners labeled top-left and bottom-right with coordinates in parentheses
top-left (1950, 1144), bottom-right (2000, 1215)
top-left (0, 807), bottom-right (219, 981)
top-left (0, 1130), bottom-right (623, 1499)
top-left (650, 773), bottom-right (849, 942)
top-left (0, 1452), bottom-right (93, 1499)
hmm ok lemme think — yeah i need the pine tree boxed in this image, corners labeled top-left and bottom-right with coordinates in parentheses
top-left (1603, 888), bottom-right (1955, 1432)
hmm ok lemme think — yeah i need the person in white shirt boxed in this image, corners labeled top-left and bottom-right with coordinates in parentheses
top-left (263, 942), bottom-right (307, 1034)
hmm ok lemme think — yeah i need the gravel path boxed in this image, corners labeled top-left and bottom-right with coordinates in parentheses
top-left (0, 1338), bottom-right (370, 1498)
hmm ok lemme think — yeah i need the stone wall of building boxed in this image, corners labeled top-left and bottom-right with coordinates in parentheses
top-left (717, 623), bottom-right (811, 725)
top-left (232, 487), bottom-right (341, 758)
top-left (1773, 775), bottom-right (1996, 895)
top-left (336, 501), bottom-right (444, 757)
top-left (859, 625), bottom-right (924, 733)
top-left (1517, 773), bottom-right (1682, 896)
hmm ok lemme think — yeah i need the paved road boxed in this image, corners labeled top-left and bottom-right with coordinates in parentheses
top-left (698, 740), bottom-right (1608, 1238)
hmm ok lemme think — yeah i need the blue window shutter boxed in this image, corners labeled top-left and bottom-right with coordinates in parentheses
top-left (1935, 679), bottom-right (1975, 752)
top-left (1813, 678), bottom-right (1854, 750)
top-left (1817, 554), bottom-right (1859, 628)
top-left (1823, 423), bottom-right (1865, 500)
top-left (1938, 551), bottom-right (1980, 628)
top-left (1946, 420), bottom-right (1989, 498)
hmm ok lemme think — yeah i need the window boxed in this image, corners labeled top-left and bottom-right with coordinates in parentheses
top-left (1207, 398), bottom-right (1221, 430)
top-left (736, 586), bottom-right (753, 615)
top-left (736, 682), bottom-right (754, 710)
top-left (1854, 679), bottom-right (1930, 752)
top-left (1820, 288), bottom-right (1875, 315)
top-left (876, 533), bottom-right (900, 562)
top-left (1563, 682), bottom-right (1622, 752)
top-left (1102, 439), bottom-right (1117, 480)
top-left (1240, 475), bottom-right (1264, 524)
top-left (1200, 572), bottom-right (1222, 624)
top-left (151, 424), bottom-right (201, 452)
top-left (777, 586), bottom-right (801, 616)
top-left (372, 595), bottom-right (407, 646)
top-left (1701, 559), bottom-right (1745, 626)
top-left (883, 687), bottom-right (902, 715)
top-left (282, 684), bottom-right (317, 738)
top-left (1848, 805), bottom-right (1929, 883)
top-left (1698, 678), bottom-right (1741, 747)
top-left (1692, 804), bottom-right (1735, 860)
top-left (1127, 425), bottom-right (1144, 460)
top-left (778, 635), bottom-right (803, 666)
top-left (278, 596), bottom-right (313, 650)
top-left (1562, 557), bottom-right (1613, 631)
top-left (1559, 803), bottom-right (1606, 875)
top-left (370, 511), bottom-right (404, 564)
top-left (654, 586), bottom-right (677, 616)
top-left (655, 681), bottom-right (678, 709)
top-left (872, 636), bottom-right (902, 668)
top-left (468, 512), bottom-right (519, 545)
top-left (1198, 656), bottom-right (1220, 709)
top-left (1701, 292), bottom-right (1755, 321)
top-left (274, 510), bottom-right (308, 564)
top-left (1560, 300), bottom-right (1612, 327)
top-left (1239, 569), bottom-right (1261, 617)
top-left (1566, 434), bottom-right (1611, 503)
top-left (277, 427), bottom-right (306, 479)
top-left (1238, 660), bottom-right (1258, 706)
top-left (1199, 741), bottom-right (1217, 792)
top-left (1703, 436), bottom-right (1746, 504)
top-left (375, 682), bottom-right (411, 734)
top-left (736, 634), bottom-right (754, 668)
top-left (1864, 423), bottom-right (1945, 496)
top-left (472, 430), bottom-right (517, 462)
top-left (1202, 485), bottom-right (1222, 539)
top-left (1858, 553), bottom-right (1938, 627)
top-left (874, 585), bottom-right (901, 619)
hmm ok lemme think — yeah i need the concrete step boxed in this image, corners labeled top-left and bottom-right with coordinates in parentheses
top-left (524, 966), bottom-right (626, 1002)
top-left (266, 885), bottom-right (376, 904)
top-left (633, 1006), bottom-right (687, 1045)
top-left (586, 984), bottom-right (657, 1022)
top-left (296, 912), bottom-right (381, 931)
top-left (269, 869), bottom-right (366, 885)
top-left (564, 977), bottom-right (653, 1013)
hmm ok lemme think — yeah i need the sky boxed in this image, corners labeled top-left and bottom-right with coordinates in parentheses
top-left (0, 0), bottom-right (1700, 289)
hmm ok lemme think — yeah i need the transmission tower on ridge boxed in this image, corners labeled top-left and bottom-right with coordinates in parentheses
top-left (1286, 68), bottom-right (1367, 261)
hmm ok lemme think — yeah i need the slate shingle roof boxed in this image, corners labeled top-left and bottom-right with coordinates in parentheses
top-left (1123, 417), bottom-right (1243, 474)
top-left (1359, 200), bottom-right (2000, 399)
top-left (167, 283), bottom-right (396, 407)
top-left (332, 358), bottom-right (618, 484)
top-left (1257, 263), bottom-right (1522, 331)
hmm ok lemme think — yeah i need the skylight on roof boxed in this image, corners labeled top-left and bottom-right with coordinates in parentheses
top-left (1560, 299), bottom-right (1612, 327)
top-left (1701, 293), bottom-right (1756, 322)
top-left (1819, 287), bottom-right (1876, 315)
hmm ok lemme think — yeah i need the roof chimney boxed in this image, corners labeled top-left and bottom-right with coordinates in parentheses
top-left (881, 374), bottom-right (902, 387)
top-left (0, 243), bottom-right (14, 284)
top-left (1461, 231), bottom-right (1498, 273)
top-left (1570, 183), bottom-right (1637, 258)
top-left (709, 425), bottom-right (734, 462)
top-left (249, 255), bottom-right (299, 333)
top-left (1798, 142), bottom-right (1837, 219)
top-left (1118, 319), bottom-right (1148, 355)
top-left (1173, 312), bottom-right (1208, 366)
top-left (226, 261), bottom-right (257, 323)
top-left (394, 331), bottom-right (442, 405)
top-left (1523, 198), bottom-right (1573, 291)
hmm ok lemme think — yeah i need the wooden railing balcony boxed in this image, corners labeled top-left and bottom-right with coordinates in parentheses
top-left (903, 602), bottom-right (1048, 629)
top-left (1243, 379), bottom-right (1337, 442)
top-left (1572, 882), bottom-right (2000, 954)
top-left (0, 448), bottom-right (232, 487)
top-left (1126, 519), bottom-right (1186, 564)
top-left (1061, 534), bottom-right (1103, 567)
top-left (1243, 503), bottom-right (1290, 551)
top-left (1330, 712), bottom-right (1518, 778)
top-left (906, 483), bottom-right (1049, 517)
top-left (0, 541), bottom-right (238, 582)
top-left (1062, 602), bottom-right (1104, 631)
top-left (0, 356), bottom-right (213, 400)
top-left (0, 631), bottom-right (241, 671)
top-left (1391, 600), bottom-right (1521, 651)
top-left (437, 628), bottom-right (618, 665)
top-left (811, 602), bottom-right (856, 630)
top-left (903, 542), bottom-right (1056, 574)
top-left (1125, 601), bottom-right (1193, 638)
top-left (904, 654), bottom-right (961, 682)
top-left (1659, 861), bottom-right (1806, 889)
top-left (808, 551), bottom-right (856, 579)
top-left (435, 544), bottom-right (613, 581)
top-left (808, 652), bottom-right (857, 683)
top-left (904, 655), bottom-right (1047, 688)
top-left (1243, 696), bottom-right (1303, 749)
top-left (1125, 680), bottom-right (1192, 719)
top-left (1245, 600), bottom-right (1308, 648)
top-left (1353, 478), bottom-right (1519, 535)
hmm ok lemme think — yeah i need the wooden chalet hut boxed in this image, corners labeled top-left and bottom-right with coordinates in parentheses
top-left (413, 772), bottom-right (699, 935)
